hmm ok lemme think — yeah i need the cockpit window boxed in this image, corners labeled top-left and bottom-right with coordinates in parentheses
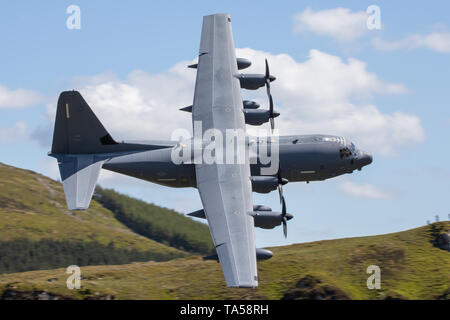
top-left (340, 142), bottom-right (357, 159)
top-left (322, 137), bottom-right (338, 142)
top-left (340, 147), bottom-right (352, 159)
top-left (349, 142), bottom-right (355, 152)
top-left (322, 136), bottom-right (345, 145)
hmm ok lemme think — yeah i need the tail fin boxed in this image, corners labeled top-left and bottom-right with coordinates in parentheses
top-left (49, 91), bottom-right (113, 210)
top-left (49, 91), bottom-right (166, 210)
top-left (51, 90), bottom-right (117, 154)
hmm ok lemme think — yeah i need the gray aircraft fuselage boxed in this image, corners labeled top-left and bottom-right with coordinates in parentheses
top-left (102, 134), bottom-right (372, 189)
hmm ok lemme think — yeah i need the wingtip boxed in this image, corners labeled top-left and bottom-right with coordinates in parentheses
top-left (228, 282), bottom-right (258, 289)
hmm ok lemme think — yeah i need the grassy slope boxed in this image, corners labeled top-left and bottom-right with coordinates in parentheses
top-left (0, 162), bottom-right (186, 258)
top-left (1, 222), bottom-right (448, 300)
top-left (94, 187), bottom-right (214, 254)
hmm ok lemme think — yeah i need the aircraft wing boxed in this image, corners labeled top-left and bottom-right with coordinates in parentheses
top-left (192, 14), bottom-right (258, 287)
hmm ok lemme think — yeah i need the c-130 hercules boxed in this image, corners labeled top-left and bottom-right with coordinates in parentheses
top-left (49, 14), bottom-right (372, 288)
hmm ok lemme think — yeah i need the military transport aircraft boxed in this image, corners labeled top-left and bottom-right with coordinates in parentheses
top-left (49, 14), bottom-right (372, 288)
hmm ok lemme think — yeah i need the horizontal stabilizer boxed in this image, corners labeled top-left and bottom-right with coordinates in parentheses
top-left (51, 154), bottom-right (104, 210)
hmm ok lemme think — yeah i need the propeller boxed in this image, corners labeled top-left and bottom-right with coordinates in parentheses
top-left (264, 58), bottom-right (276, 131)
top-left (275, 161), bottom-right (288, 203)
top-left (277, 165), bottom-right (284, 202)
top-left (281, 195), bottom-right (293, 238)
top-left (277, 164), bottom-right (291, 238)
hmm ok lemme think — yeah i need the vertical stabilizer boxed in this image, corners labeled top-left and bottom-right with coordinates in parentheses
top-left (49, 90), bottom-right (113, 210)
top-left (51, 90), bottom-right (117, 154)
top-left (49, 90), bottom-right (165, 210)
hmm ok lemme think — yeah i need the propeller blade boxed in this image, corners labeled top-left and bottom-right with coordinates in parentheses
top-left (269, 94), bottom-right (273, 114)
top-left (277, 184), bottom-right (283, 202)
top-left (266, 79), bottom-right (271, 97)
top-left (277, 165), bottom-right (283, 202)
top-left (281, 195), bottom-right (288, 237)
top-left (265, 58), bottom-right (276, 131)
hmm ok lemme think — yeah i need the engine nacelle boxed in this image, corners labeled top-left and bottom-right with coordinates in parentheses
top-left (187, 206), bottom-right (292, 231)
top-left (204, 248), bottom-right (273, 261)
top-left (180, 100), bottom-right (261, 113)
top-left (255, 248), bottom-right (273, 260)
top-left (188, 205), bottom-right (272, 219)
top-left (236, 58), bottom-right (252, 70)
top-left (249, 211), bottom-right (292, 229)
top-left (253, 204), bottom-right (272, 211)
top-left (251, 176), bottom-right (287, 193)
top-left (243, 100), bottom-right (260, 109)
top-left (244, 109), bottom-right (279, 126)
top-left (237, 73), bottom-right (276, 90)
top-left (237, 74), bottom-right (265, 90)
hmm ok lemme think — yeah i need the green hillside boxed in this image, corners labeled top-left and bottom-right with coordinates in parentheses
top-left (94, 187), bottom-right (214, 254)
top-left (1, 222), bottom-right (448, 300)
top-left (0, 162), bottom-right (213, 273)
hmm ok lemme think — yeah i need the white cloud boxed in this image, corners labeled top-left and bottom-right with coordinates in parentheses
top-left (35, 67), bottom-right (195, 146)
top-left (236, 48), bottom-right (423, 155)
top-left (338, 180), bottom-right (391, 199)
top-left (293, 7), bottom-right (450, 54)
top-left (39, 48), bottom-right (423, 156)
top-left (69, 61), bottom-right (196, 141)
top-left (0, 85), bottom-right (43, 108)
top-left (293, 7), bottom-right (368, 42)
top-left (372, 32), bottom-right (450, 53)
top-left (0, 121), bottom-right (27, 143)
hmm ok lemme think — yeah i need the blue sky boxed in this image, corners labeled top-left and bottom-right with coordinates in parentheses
top-left (1, 1), bottom-right (449, 247)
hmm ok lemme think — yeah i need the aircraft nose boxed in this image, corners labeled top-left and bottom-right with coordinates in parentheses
top-left (285, 213), bottom-right (293, 221)
top-left (358, 152), bottom-right (373, 167)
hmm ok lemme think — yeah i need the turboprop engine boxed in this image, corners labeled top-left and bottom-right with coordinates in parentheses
top-left (248, 210), bottom-right (293, 229)
top-left (251, 176), bottom-right (287, 193)
top-left (181, 100), bottom-right (278, 127)
top-left (236, 73), bottom-right (276, 90)
top-left (187, 205), bottom-right (292, 230)
top-left (244, 109), bottom-right (279, 126)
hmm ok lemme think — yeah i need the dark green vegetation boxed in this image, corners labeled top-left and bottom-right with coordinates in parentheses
top-left (94, 187), bottom-right (214, 254)
top-left (1, 221), bottom-right (448, 300)
top-left (0, 163), bottom-right (213, 274)
top-left (0, 239), bottom-right (181, 274)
